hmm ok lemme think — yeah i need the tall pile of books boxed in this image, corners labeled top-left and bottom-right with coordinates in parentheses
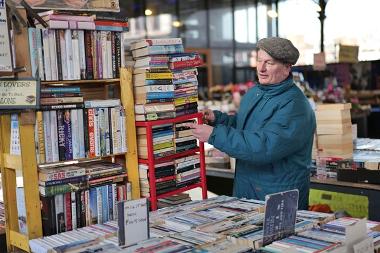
top-left (316, 103), bottom-right (353, 159)
top-left (130, 38), bottom-right (202, 121)
top-left (39, 160), bottom-right (130, 236)
top-left (35, 91), bottom-right (127, 164)
top-left (29, 11), bottom-right (127, 81)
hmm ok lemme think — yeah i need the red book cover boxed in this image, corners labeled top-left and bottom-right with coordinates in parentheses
top-left (87, 108), bottom-right (96, 158)
top-left (64, 192), bottom-right (72, 231)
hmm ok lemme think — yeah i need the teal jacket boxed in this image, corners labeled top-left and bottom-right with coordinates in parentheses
top-left (208, 76), bottom-right (316, 209)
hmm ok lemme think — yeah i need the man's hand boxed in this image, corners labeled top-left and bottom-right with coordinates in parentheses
top-left (202, 109), bottom-right (215, 125)
top-left (185, 123), bottom-right (214, 143)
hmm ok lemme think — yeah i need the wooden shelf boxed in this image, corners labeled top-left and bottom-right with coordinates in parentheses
top-left (37, 153), bottom-right (127, 168)
top-left (41, 78), bottom-right (120, 85)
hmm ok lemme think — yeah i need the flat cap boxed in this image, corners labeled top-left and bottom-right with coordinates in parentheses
top-left (257, 37), bottom-right (299, 65)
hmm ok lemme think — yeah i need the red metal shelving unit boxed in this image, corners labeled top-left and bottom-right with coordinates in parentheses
top-left (136, 112), bottom-right (208, 210)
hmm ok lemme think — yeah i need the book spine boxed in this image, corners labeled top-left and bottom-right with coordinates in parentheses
top-left (87, 108), bottom-right (96, 158)
top-left (42, 111), bottom-right (52, 162)
top-left (56, 110), bottom-right (66, 161)
top-left (39, 103), bottom-right (84, 111)
top-left (107, 184), bottom-right (113, 221)
top-left (104, 108), bottom-right (111, 155)
top-left (77, 109), bottom-right (85, 158)
top-left (106, 31), bottom-right (112, 78)
top-left (48, 29), bottom-right (58, 80)
top-left (40, 196), bottom-right (56, 236)
top-left (75, 191), bottom-right (82, 228)
top-left (89, 187), bottom-right (98, 224)
top-left (98, 108), bottom-right (106, 156)
top-left (94, 108), bottom-right (100, 157)
top-left (39, 168), bottom-right (85, 182)
top-left (71, 30), bottom-right (80, 80)
top-left (40, 184), bottom-right (74, 197)
top-left (101, 185), bottom-right (108, 223)
top-left (28, 27), bottom-right (38, 78)
top-left (49, 111), bottom-right (59, 162)
top-left (63, 109), bottom-right (73, 160)
top-left (78, 30), bottom-right (87, 79)
top-left (100, 31), bottom-right (107, 79)
top-left (117, 201), bottom-right (125, 245)
top-left (43, 175), bottom-right (87, 187)
top-left (80, 190), bottom-right (86, 227)
top-left (55, 30), bottom-right (63, 80)
top-left (64, 29), bottom-right (74, 80)
top-left (36, 111), bottom-right (46, 164)
top-left (85, 190), bottom-right (90, 226)
top-left (114, 32), bottom-right (121, 77)
top-left (55, 194), bottom-right (65, 233)
top-left (111, 32), bottom-right (116, 78)
top-left (35, 28), bottom-right (45, 80)
top-left (70, 109), bottom-right (80, 159)
top-left (41, 87), bottom-right (81, 93)
top-left (58, 29), bottom-right (68, 80)
top-left (84, 30), bottom-right (94, 80)
top-left (108, 108), bottom-right (113, 154)
top-left (112, 183), bottom-right (117, 219)
top-left (96, 187), bottom-right (103, 224)
top-left (91, 31), bottom-right (98, 79)
top-left (64, 192), bottom-right (72, 231)
top-left (71, 191), bottom-right (77, 229)
top-left (126, 182), bottom-right (132, 200)
top-left (40, 96), bottom-right (83, 105)
top-left (96, 31), bottom-right (103, 79)
top-left (83, 109), bottom-right (90, 158)
top-left (41, 29), bottom-right (51, 81)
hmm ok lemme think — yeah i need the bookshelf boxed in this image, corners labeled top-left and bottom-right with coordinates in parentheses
top-left (0, 7), bottom-right (140, 253)
top-left (135, 113), bottom-right (208, 210)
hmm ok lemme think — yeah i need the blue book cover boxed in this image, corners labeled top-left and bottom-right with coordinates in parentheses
top-left (89, 188), bottom-right (98, 224)
top-left (263, 189), bottom-right (299, 246)
top-left (146, 91), bottom-right (175, 99)
top-left (108, 184), bottom-right (113, 220)
top-left (101, 186), bottom-right (109, 223)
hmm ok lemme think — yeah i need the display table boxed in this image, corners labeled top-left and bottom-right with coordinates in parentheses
top-left (206, 167), bottom-right (380, 221)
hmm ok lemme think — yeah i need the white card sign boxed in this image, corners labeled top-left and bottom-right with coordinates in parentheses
top-left (353, 237), bottom-right (374, 253)
top-left (0, 1), bottom-right (13, 73)
top-left (0, 79), bottom-right (39, 109)
top-left (118, 198), bottom-right (149, 247)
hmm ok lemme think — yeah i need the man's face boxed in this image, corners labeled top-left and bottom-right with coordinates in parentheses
top-left (257, 49), bottom-right (291, 85)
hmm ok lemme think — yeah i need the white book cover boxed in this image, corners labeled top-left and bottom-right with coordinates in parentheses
top-left (71, 192), bottom-right (77, 229)
top-left (71, 30), bottom-right (80, 80)
top-left (28, 28), bottom-right (38, 78)
top-left (77, 109), bottom-right (85, 158)
top-left (55, 194), bottom-right (64, 234)
top-left (70, 109), bottom-right (80, 159)
top-left (58, 30), bottom-right (68, 80)
top-left (112, 184), bottom-right (117, 220)
top-left (48, 29), bottom-right (58, 80)
top-left (110, 107), bottom-right (119, 154)
top-left (43, 111), bottom-right (53, 162)
top-left (10, 114), bottom-right (20, 155)
top-left (35, 28), bottom-right (45, 80)
top-left (104, 108), bottom-right (111, 155)
top-left (100, 31), bottom-right (108, 79)
top-left (85, 190), bottom-right (90, 226)
top-left (105, 31), bottom-right (112, 78)
top-left (49, 110), bottom-right (59, 162)
top-left (41, 29), bottom-right (52, 81)
top-left (120, 108), bottom-right (127, 152)
top-left (78, 30), bottom-right (86, 79)
top-left (64, 29), bottom-right (74, 80)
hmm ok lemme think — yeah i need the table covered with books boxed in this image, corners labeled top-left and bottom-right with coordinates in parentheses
top-left (29, 195), bottom-right (380, 253)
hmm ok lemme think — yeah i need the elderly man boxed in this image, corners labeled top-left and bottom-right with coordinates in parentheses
top-left (187, 37), bottom-right (316, 210)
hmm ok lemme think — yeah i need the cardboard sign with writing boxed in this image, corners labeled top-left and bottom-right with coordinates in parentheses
top-left (118, 198), bottom-right (149, 247)
top-left (0, 2), bottom-right (13, 73)
top-left (262, 189), bottom-right (299, 246)
top-left (338, 45), bottom-right (359, 63)
top-left (0, 79), bottom-right (39, 109)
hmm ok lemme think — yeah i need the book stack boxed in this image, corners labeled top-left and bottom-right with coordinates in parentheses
top-left (157, 193), bottom-right (192, 209)
top-left (29, 11), bottom-right (127, 80)
top-left (0, 201), bottom-right (4, 233)
top-left (175, 154), bottom-right (201, 188)
top-left (175, 120), bottom-right (198, 152)
top-left (136, 124), bottom-right (174, 159)
top-left (316, 103), bottom-right (353, 160)
top-left (39, 160), bottom-right (130, 236)
top-left (131, 38), bottom-right (202, 121)
top-left (35, 96), bottom-right (127, 164)
top-left (29, 220), bottom-right (118, 253)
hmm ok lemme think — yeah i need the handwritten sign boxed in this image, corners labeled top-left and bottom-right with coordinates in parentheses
top-left (262, 189), bottom-right (299, 246)
top-left (0, 2), bottom-right (13, 73)
top-left (118, 198), bottom-right (149, 247)
top-left (0, 79), bottom-right (39, 109)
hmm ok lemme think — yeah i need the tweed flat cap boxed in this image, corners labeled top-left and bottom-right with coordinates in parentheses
top-left (257, 37), bottom-right (300, 65)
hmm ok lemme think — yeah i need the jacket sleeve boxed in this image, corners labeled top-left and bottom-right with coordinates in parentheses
top-left (212, 110), bottom-right (237, 128)
top-left (208, 99), bottom-right (315, 165)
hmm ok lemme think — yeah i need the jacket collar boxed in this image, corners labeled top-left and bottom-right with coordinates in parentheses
top-left (257, 74), bottom-right (294, 97)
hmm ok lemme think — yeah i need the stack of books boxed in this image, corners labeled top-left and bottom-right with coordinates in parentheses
top-left (29, 11), bottom-right (127, 80)
top-left (35, 96), bottom-right (127, 164)
top-left (175, 154), bottom-right (201, 188)
top-left (157, 193), bottom-right (192, 209)
top-left (136, 124), bottom-right (174, 159)
top-left (38, 160), bottom-right (130, 236)
top-left (131, 38), bottom-right (202, 121)
top-left (175, 120), bottom-right (198, 152)
top-left (316, 103), bottom-right (353, 159)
